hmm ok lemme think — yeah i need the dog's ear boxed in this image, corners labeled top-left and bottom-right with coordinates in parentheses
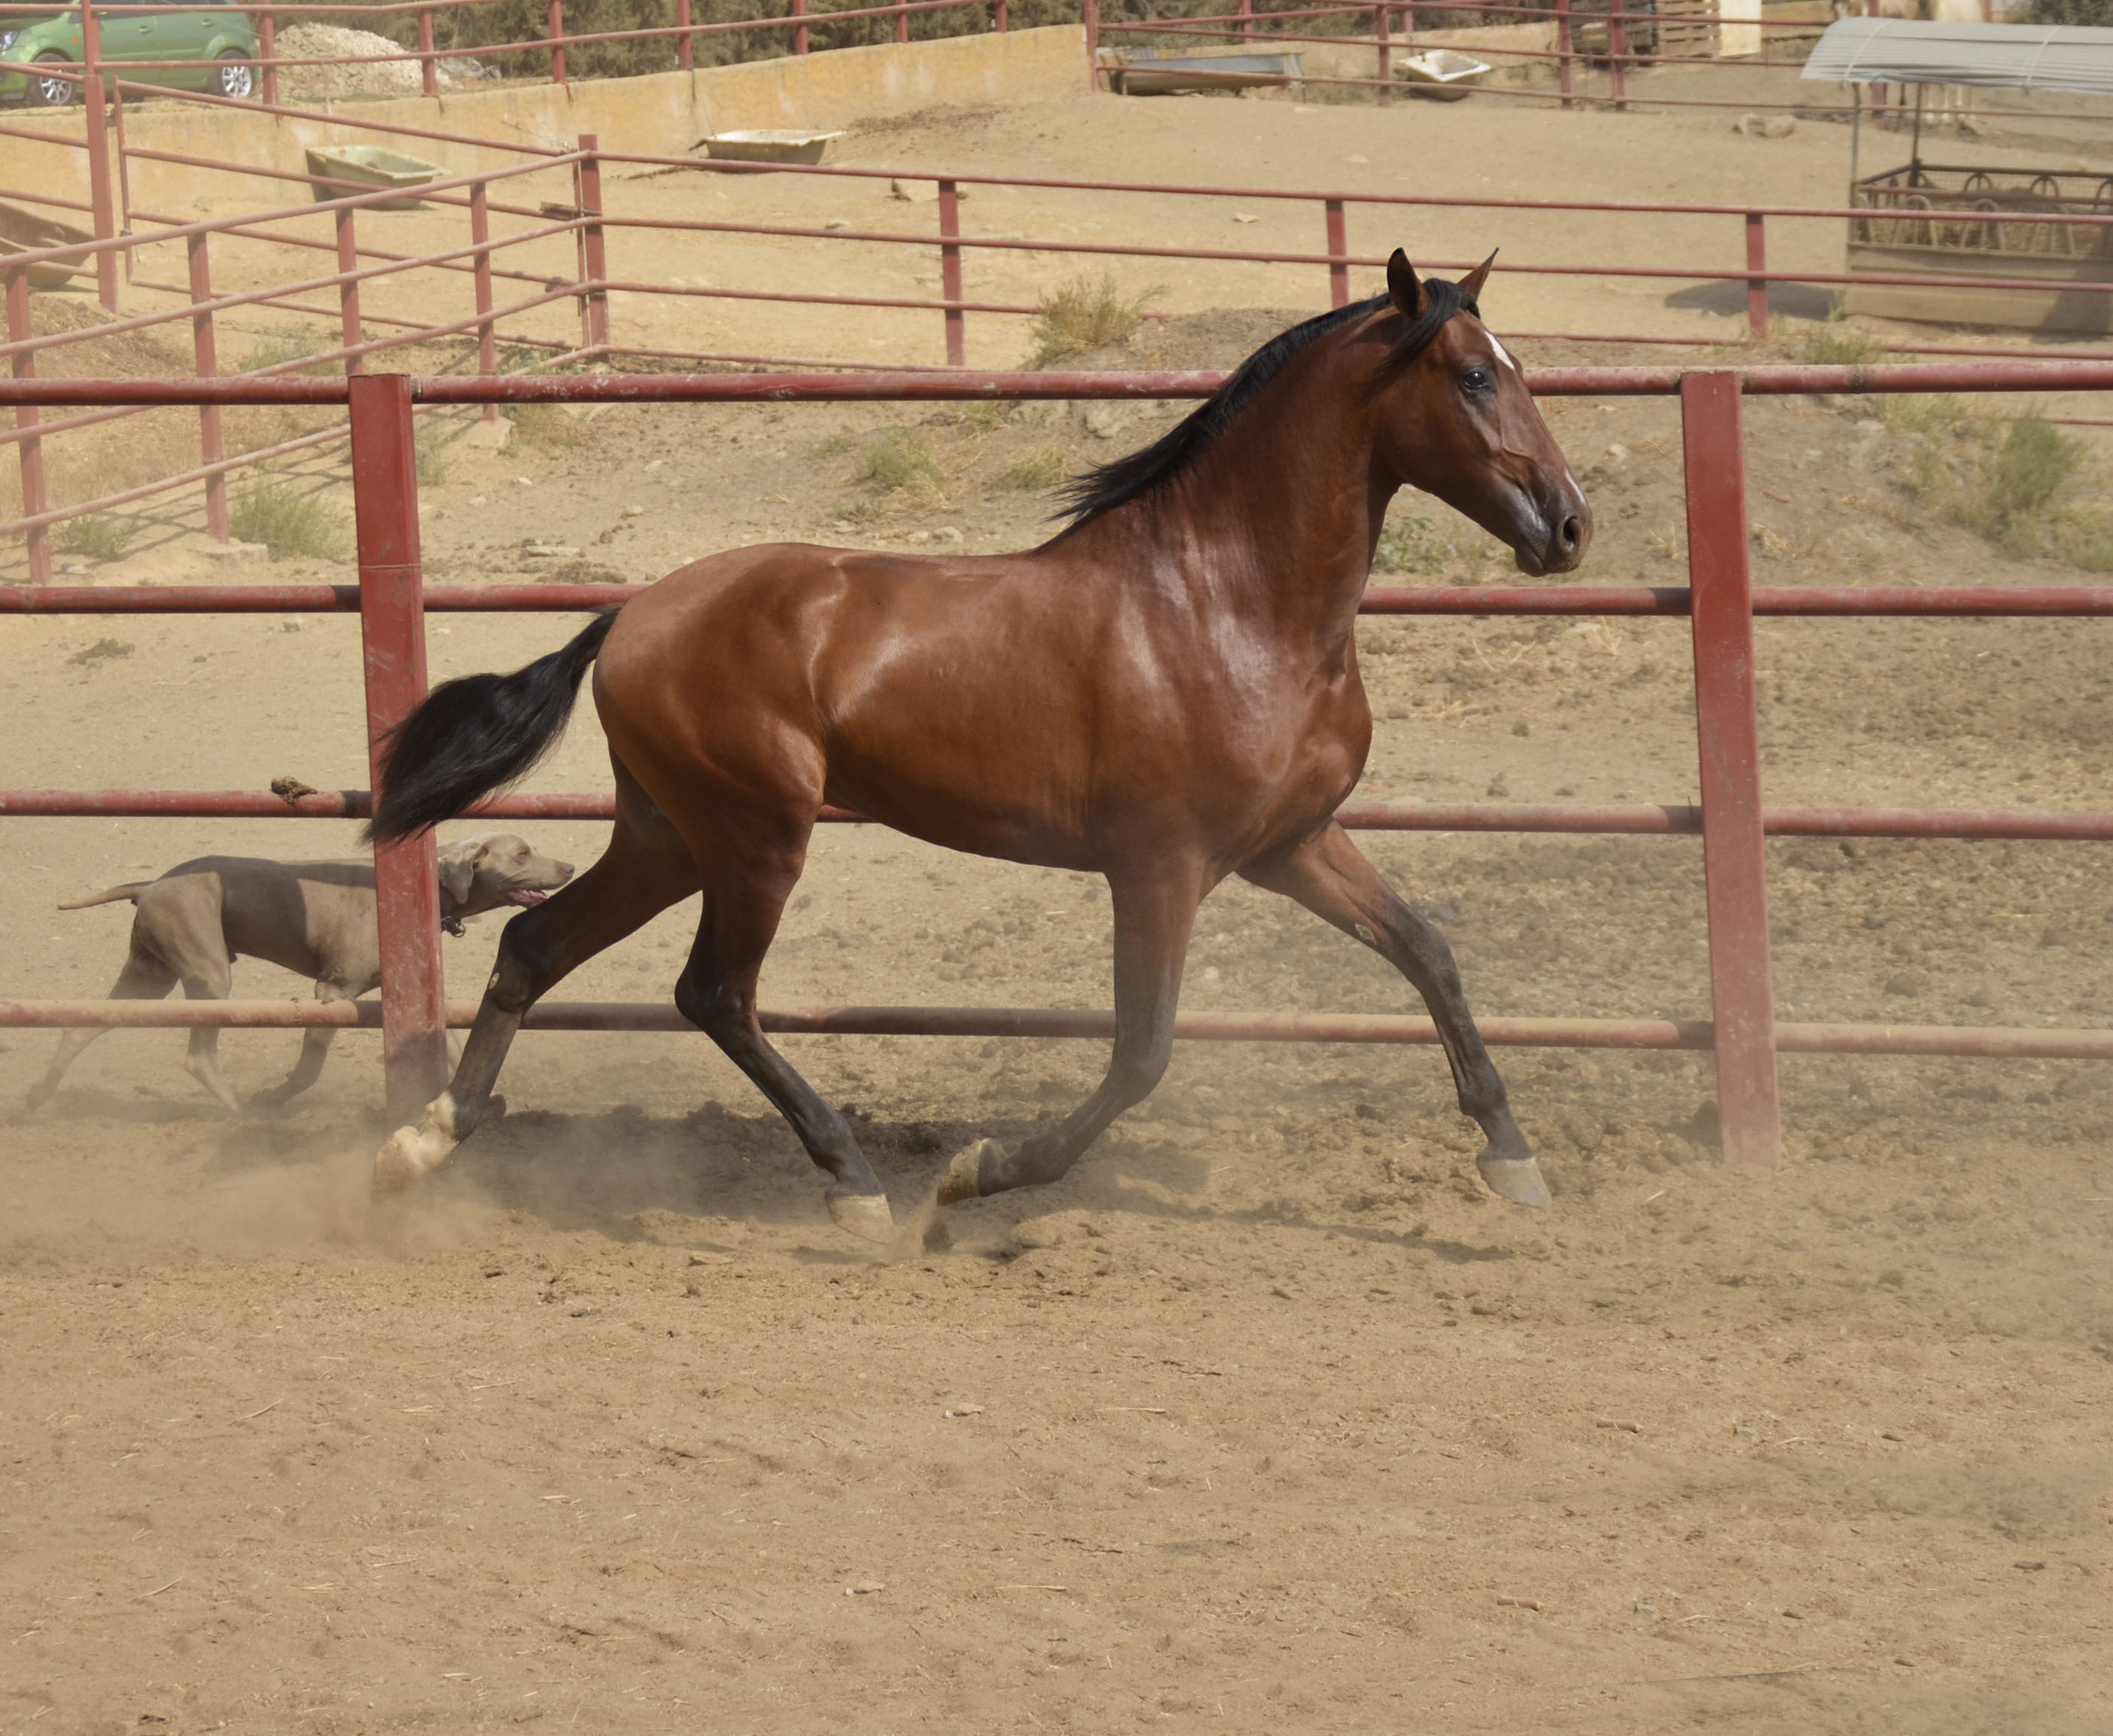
top-left (1386, 249), bottom-right (1429, 319)
top-left (1459, 248), bottom-right (1499, 304)
top-left (436, 840), bottom-right (483, 908)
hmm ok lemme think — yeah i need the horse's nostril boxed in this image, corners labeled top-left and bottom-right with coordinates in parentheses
top-left (1560, 515), bottom-right (1582, 551)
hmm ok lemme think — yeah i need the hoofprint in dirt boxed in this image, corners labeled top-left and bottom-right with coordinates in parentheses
top-left (2, 306), bottom-right (2110, 1729)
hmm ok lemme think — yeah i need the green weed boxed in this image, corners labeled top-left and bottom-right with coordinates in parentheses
top-left (1798, 316), bottom-right (1886, 368)
top-left (997, 443), bottom-right (1070, 492)
top-left (1373, 513), bottom-right (1459, 574)
top-left (1905, 410), bottom-right (2099, 564)
top-left (230, 480), bottom-right (344, 562)
top-left (855, 429), bottom-right (945, 498)
top-left (236, 331), bottom-right (342, 377)
top-left (54, 513), bottom-right (140, 562)
top-left (1883, 391), bottom-right (1974, 439)
top-left (415, 420), bottom-right (451, 488)
top-left (1026, 275), bottom-right (1166, 368)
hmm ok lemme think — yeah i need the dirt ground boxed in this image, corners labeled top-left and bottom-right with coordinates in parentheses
top-left (5, 78), bottom-right (2113, 1736)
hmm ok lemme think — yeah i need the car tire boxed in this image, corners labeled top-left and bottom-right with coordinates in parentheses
top-left (26, 53), bottom-right (78, 108)
top-left (214, 50), bottom-right (254, 101)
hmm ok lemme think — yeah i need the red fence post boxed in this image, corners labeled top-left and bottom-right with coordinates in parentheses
top-left (577, 135), bottom-right (609, 352)
top-left (470, 179), bottom-right (497, 422)
top-left (1082, 0), bottom-right (1098, 86)
top-left (1744, 210), bottom-right (1769, 336)
top-left (1608, 0), bottom-right (1627, 109)
top-left (417, 6), bottom-right (438, 97)
top-left (677, 0), bottom-right (693, 69)
top-left (1238, 0), bottom-right (1253, 43)
top-left (1555, 0), bottom-right (1573, 106)
top-left (7, 262), bottom-right (49, 586)
top-left (187, 230), bottom-right (227, 542)
top-left (895, 0), bottom-right (909, 44)
top-left (258, 9), bottom-right (277, 107)
top-left (349, 373), bottom-right (448, 1125)
top-left (83, 0), bottom-right (118, 314)
top-left (335, 204), bottom-right (364, 375)
top-left (1325, 198), bottom-right (1349, 308)
top-left (994, 0), bottom-right (1006, 31)
top-left (548, 0), bottom-right (566, 84)
top-left (938, 178), bottom-right (964, 366)
top-left (793, 0), bottom-right (808, 56)
top-left (1375, 3), bottom-right (1392, 105)
top-left (1681, 370), bottom-right (1781, 1168)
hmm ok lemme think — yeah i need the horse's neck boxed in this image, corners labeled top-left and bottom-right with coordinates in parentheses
top-left (1146, 345), bottom-right (1381, 647)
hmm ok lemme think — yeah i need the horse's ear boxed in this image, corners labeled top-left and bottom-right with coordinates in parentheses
top-left (1386, 248), bottom-right (1428, 318)
top-left (1459, 248), bottom-right (1499, 303)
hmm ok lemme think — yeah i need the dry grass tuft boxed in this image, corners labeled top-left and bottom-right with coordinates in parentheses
top-left (55, 513), bottom-right (141, 563)
top-left (997, 443), bottom-right (1071, 492)
top-left (230, 480), bottom-right (344, 561)
top-left (854, 429), bottom-right (947, 506)
top-left (1026, 276), bottom-right (1166, 368)
top-left (507, 404), bottom-right (586, 451)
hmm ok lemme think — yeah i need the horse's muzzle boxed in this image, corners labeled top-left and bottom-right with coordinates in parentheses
top-left (1511, 487), bottom-right (1592, 577)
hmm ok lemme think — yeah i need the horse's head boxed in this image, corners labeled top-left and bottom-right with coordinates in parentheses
top-left (1369, 249), bottom-right (1591, 578)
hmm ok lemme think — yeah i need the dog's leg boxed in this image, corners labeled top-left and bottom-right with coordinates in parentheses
top-left (21, 951), bottom-right (175, 1116)
top-left (251, 984), bottom-right (349, 1110)
top-left (251, 1027), bottom-right (337, 1110)
top-left (176, 957), bottom-right (243, 1115)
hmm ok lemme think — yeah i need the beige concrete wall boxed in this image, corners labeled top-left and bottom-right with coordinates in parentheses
top-left (3, 24), bottom-right (1085, 221)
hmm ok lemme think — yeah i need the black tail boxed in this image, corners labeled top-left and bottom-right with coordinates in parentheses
top-left (366, 611), bottom-right (619, 844)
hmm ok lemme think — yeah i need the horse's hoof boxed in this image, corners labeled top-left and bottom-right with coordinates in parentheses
top-left (1477, 1153), bottom-right (1552, 1208)
top-left (936, 1138), bottom-right (1003, 1206)
top-left (827, 1191), bottom-right (896, 1243)
top-left (373, 1095), bottom-right (461, 1198)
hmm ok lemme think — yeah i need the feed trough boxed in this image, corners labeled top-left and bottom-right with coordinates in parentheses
top-left (1102, 50), bottom-right (1303, 96)
top-left (0, 200), bottom-right (94, 290)
top-left (1398, 49), bottom-right (1491, 100)
top-left (696, 129), bottom-right (847, 166)
top-left (306, 145), bottom-right (445, 211)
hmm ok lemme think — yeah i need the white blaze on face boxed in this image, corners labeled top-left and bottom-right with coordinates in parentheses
top-left (1487, 335), bottom-right (1519, 373)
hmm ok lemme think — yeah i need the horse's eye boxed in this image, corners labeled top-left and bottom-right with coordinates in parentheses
top-left (1462, 367), bottom-right (1494, 394)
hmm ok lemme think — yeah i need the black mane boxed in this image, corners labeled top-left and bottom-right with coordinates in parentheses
top-left (1052, 296), bottom-right (1388, 534)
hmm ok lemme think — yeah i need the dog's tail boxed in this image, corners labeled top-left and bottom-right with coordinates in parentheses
top-left (57, 883), bottom-right (150, 911)
top-left (366, 609), bottom-right (620, 845)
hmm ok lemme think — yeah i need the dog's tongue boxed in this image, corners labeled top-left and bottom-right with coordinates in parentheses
top-left (506, 888), bottom-right (551, 907)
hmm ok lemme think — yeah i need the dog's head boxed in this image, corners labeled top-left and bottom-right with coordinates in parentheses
top-left (436, 832), bottom-right (575, 919)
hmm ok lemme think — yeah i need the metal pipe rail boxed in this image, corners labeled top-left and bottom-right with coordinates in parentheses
top-left (4, 999), bottom-right (2110, 1063)
top-left (2, 363), bottom-right (2108, 1165)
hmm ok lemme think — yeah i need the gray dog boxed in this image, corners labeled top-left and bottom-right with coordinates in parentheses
top-left (23, 833), bottom-right (574, 1116)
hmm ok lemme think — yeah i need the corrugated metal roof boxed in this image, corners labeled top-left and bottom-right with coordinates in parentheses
top-left (1801, 16), bottom-right (2113, 94)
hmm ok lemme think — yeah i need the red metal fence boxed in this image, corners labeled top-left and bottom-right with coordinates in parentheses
top-left (9, 106), bottom-right (2113, 570)
top-left (2, 358), bottom-right (2109, 1157)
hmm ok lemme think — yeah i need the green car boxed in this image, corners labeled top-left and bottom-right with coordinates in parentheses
top-left (0, 3), bottom-right (261, 106)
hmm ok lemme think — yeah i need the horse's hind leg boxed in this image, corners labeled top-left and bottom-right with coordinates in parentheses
top-left (374, 778), bottom-right (700, 1194)
top-left (1241, 821), bottom-right (1548, 1207)
top-left (940, 866), bottom-right (1203, 1206)
top-left (671, 837), bottom-right (894, 1242)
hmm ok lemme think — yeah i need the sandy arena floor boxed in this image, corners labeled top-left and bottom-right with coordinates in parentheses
top-left (3, 74), bottom-right (2113, 1736)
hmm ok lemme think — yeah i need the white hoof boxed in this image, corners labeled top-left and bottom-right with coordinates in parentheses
top-left (827, 1192), bottom-right (896, 1244)
top-left (373, 1094), bottom-right (462, 1197)
top-left (936, 1138), bottom-right (1003, 1206)
top-left (1477, 1153), bottom-right (1553, 1208)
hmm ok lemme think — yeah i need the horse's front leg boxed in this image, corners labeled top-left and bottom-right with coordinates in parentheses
top-left (941, 866), bottom-right (1203, 1204)
top-left (1241, 821), bottom-right (1548, 1206)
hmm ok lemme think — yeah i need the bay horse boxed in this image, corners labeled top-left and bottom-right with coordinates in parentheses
top-left (367, 249), bottom-right (1591, 1240)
